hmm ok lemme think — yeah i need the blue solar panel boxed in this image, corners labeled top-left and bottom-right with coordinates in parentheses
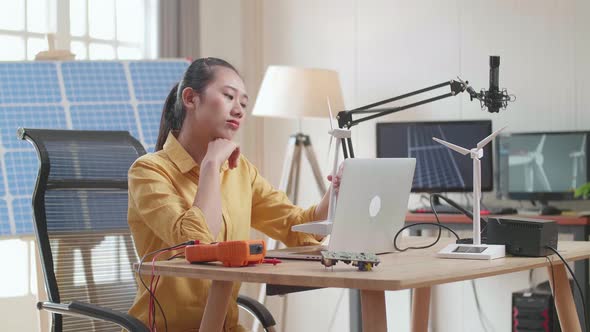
top-left (70, 104), bottom-right (140, 139)
top-left (130, 61), bottom-right (188, 101)
top-left (0, 200), bottom-right (10, 236)
top-left (62, 62), bottom-right (130, 102)
top-left (0, 63), bottom-right (61, 104)
top-left (408, 125), bottom-right (465, 189)
top-left (0, 60), bottom-right (189, 237)
top-left (4, 150), bottom-right (39, 197)
top-left (137, 103), bottom-right (162, 149)
top-left (12, 198), bottom-right (33, 234)
top-left (0, 105), bottom-right (66, 149)
top-left (0, 166), bottom-right (5, 197)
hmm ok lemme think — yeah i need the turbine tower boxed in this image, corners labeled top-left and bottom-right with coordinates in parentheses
top-left (433, 126), bottom-right (506, 245)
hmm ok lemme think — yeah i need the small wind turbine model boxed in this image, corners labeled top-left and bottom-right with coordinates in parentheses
top-left (434, 126), bottom-right (508, 260)
top-left (325, 97), bottom-right (352, 221)
top-left (291, 98), bottom-right (351, 235)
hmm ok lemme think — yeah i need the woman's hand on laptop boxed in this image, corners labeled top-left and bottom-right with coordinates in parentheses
top-left (327, 163), bottom-right (344, 194)
top-left (314, 163), bottom-right (344, 222)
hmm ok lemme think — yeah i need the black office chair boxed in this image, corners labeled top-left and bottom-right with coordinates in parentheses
top-left (19, 128), bottom-right (276, 332)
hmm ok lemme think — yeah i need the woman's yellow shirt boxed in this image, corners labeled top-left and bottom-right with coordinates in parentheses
top-left (127, 133), bottom-right (320, 331)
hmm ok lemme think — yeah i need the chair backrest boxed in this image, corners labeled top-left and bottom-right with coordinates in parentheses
top-left (19, 128), bottom-right (146, 332)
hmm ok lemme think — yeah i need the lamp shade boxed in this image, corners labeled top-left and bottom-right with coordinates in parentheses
top-left (251, 66), bottom-right (345, 119)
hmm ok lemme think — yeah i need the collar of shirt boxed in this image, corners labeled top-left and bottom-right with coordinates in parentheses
top-left (162, 132), bottom-right (229, 175)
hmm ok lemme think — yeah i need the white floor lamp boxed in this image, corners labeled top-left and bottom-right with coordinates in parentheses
top-left (252, 66), bottom-right (345, 203)
top-left (250, 65), bottom-right (345, 330)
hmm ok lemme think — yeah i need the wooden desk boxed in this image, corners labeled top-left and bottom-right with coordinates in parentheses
top-left (406, 212), bottom-right (590, 226)
top-left (137, 237), bottom-right (590, 332)
top-left (406, 212), bottom-right (590, 326)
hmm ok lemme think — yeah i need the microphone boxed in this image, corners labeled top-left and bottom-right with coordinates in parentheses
top-left (482, 55), bottom-right (514, 113)
top-left (457, 56), bottom-right (514, 113)
top-left (487, 56), bottom-right (502, 113)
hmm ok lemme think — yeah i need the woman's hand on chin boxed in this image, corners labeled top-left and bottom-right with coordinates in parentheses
top-left (202, 138), bottom-right (240, 169)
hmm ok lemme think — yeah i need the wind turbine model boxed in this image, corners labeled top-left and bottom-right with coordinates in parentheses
top-left (434, 126), bottom-right (507, 260)
top-left (570, 134), bottom-right (586, 189)
top-left (509, 135), bottom-right (551, 192)
top-left (291, 98), bottom-right (351, 235)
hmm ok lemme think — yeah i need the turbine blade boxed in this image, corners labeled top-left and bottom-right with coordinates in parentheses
top-left (477, 126), bottom-right (507, 149)
top-left (327, 97), bottom-right (334, 131)
top-left (433, 137), bottom-right (470, 155)
top-left (509, 155), bottom-right (534, 166)
top-left (536, 135), bottom-right (546, 154)
top-left (535, 162), bottom-right (552, 191)
top-left (327, 135), bottom-right (334, 167)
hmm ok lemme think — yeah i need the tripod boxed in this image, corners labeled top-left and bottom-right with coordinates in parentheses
top-left (253, 132), bottom-right (327, 332)
top-left (279, 133), bottom-right (327, 202)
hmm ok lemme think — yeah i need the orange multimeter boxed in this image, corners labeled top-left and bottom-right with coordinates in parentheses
top-left (185, 240), bottom-right (266, 267)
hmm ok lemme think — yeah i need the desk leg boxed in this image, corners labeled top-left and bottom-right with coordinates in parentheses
top-left (360, 290), bottom-right (387, 332)
top-left (411, 287), bottom-right (431, 332)
top-left (547, 264), bottom-right (582, 332)
top-left (200, 280), bottom-right (234, 332)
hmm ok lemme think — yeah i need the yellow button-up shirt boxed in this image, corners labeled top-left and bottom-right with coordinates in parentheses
top-left (127, 133), bottom-right (320, 331)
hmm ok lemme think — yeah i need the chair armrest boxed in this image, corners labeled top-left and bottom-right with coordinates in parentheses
top-left (37, 301), bottom-right (149, 332)
top-left (237, 295), bottom-right (276, 329)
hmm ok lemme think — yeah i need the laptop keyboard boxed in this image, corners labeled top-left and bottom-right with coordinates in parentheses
top-left (293, 249), bottom-right (324, 256)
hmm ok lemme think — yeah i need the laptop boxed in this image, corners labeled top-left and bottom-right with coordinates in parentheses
top-left (266, 158), bottom-right (416, 260)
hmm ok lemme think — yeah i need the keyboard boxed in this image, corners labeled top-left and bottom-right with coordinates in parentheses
top-left (412, 205), bottom-right (465, 214)
top-left (411, 206), bottom-right (518, 215)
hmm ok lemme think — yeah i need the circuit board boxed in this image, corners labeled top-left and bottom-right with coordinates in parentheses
top-left (320, 251), bottom-right (380, 271)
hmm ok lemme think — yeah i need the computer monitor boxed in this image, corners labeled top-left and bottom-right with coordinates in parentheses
top-left (496, 131), bottom-right (589, 202)
top-left (376, 120), bottom-right (493, 193)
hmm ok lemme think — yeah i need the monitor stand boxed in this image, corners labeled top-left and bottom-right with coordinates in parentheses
top-left (520, 200), bottom-right (561, 215)
top-left (536, 200), bottom-right (562, 216)
top-left (430, 194), bottom-right (471, 213)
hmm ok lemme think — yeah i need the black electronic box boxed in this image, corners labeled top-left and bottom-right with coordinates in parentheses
top-left (486, 217), bottom-right (558, 257)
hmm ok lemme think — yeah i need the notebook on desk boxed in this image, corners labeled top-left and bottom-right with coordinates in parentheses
top-left (266, 158), bottom-right (416, 260)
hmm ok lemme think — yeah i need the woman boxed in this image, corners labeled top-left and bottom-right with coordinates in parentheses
top-left (127, 57), bottom-right (340, 331)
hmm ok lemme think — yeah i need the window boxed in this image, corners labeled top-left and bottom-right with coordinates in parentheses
top-left (0, 0), bottom-right (50, 61)
top-left (0, 0), bottom-right (157, 61)
top-left (69, 0), bottom-right (156, 60)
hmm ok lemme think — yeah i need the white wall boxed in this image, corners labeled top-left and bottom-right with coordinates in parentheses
top-left (199, 0), bottom-right (590, 331)
top-left (0, 238), bottom-right (42, 332)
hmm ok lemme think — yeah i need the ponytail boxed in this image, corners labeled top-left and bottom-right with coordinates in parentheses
top-left (155, 82), bottom-right (181, 151)
top-left (154, 57), bottom-right (240, 151)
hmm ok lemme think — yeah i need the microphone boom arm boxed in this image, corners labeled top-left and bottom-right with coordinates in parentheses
top-left (337, 78), bottom-right (478, 158)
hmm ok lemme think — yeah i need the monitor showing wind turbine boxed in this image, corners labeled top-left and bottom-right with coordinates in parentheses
top-left (496, 131), bottom-right (589, 202)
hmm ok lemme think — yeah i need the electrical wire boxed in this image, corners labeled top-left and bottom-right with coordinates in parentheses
top-left (430, 193), bottom-right (488, 226)
top-left (419, 194), bottom-right (431, 207)
top-left (545, 246), bottom-right (588, 332)
top-left (545, 256), bottom-right (555, 299)
top-left (149, 248), bottom-right (183, 330)
top-left (394, 193), bottom-right (489, 251)
top-left (136, 240), bottom-right (195, 332)
top-left (393, 222), bottom-right (461, 251)
top-left (471, 280), bottom-right (492, 332)
top-left (393, 194), bottom-right (461, 252)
